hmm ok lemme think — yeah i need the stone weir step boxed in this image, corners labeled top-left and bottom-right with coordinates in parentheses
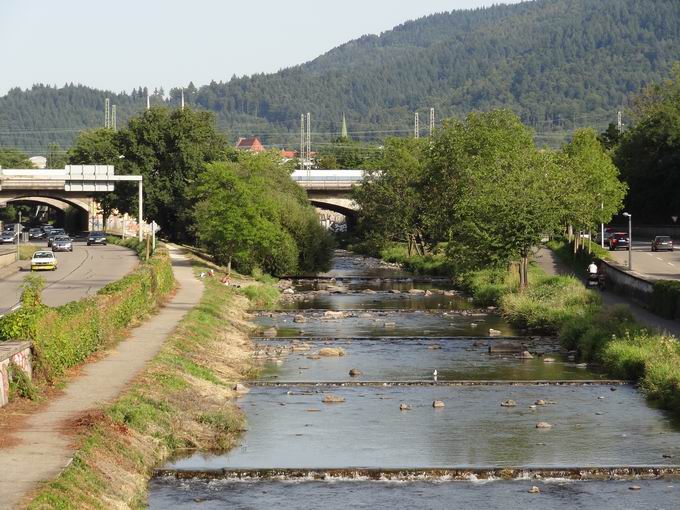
top-left (154, 466), bottom-right (680, 482)
top-left (252, 336), bottom-right (558, 342)
top-left (280, 276), bottom-right (452, 283)
top-left (247, 380), bottom-right (631, 387)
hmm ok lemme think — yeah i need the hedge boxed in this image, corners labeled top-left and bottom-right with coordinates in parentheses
top-left (0, 245), bottom-right (174, 382)
top-left (650, 280), bottom-right (680, 320)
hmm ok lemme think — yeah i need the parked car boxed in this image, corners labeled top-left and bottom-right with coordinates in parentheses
top-left (0, 230), bottom-right (17, 244)
top-left (87, 231), bottom-right (107, 246)
top-left (51, 235), bottom-right (73, 252)
top-left (609, 232), bottom-right (630, 251)
top-left (47, 228), bottom-right (66, 247)
top-left (29, 227), bottom-right (45, 239)
top-left (651, 235), bottom-right (674, 252)
top-left (30, 250), bottom-right (57, 271)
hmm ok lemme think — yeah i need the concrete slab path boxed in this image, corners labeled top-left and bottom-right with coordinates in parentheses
top-left (0, 245), bottom-right (203, 509)
top-left (534, 248), bottom-right (680, 337)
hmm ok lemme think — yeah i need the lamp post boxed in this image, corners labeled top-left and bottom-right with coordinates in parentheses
top-left (600, 202), bottom-right (605, 249)
top-left (623, 212), bottom-right (632, 270)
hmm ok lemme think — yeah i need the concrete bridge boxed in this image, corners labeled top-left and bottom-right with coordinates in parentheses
top-left (0, 166), bottom-right (143, 239)
top-left (291, 169), bottom-right (366, 219)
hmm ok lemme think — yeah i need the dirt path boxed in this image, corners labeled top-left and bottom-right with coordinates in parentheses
top-left (535, 248), bottom-right (680, 337)
top-left (0, 245), bottom-right (203, 509)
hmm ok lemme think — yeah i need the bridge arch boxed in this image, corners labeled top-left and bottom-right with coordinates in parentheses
top-left (0, 194), bottom-right (92, 231)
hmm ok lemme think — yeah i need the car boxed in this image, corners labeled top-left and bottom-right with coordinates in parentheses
top-left (87, 231), bottom-right (107, 246)
top-left (652, 235), bottom-right (674, 252)
top-left (46, 228), bottom-right (66, 247)
top-left (0, 230), bottom-right (17, 244)
top-left (600, 227), bottom-right (618, 246)
top-left (29, 227), bottom-right (45, 239)
top-left (30, 250), bottom-right (57, 271)
top-left (609, 232), bottom-right (630, 251)
top-left (51, 235), bottom-right (73, 252)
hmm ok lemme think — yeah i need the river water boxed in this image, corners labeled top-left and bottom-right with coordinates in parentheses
top-left (149, 251), bottom-right (680, 508)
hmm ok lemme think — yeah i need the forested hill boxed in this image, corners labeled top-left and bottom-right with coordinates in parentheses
top-left (2, 0), bottom-right (680, 154)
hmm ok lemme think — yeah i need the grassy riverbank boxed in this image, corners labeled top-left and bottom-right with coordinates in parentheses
top-left (465, 262), bottom-right (680, 412)
top-left (373, 246), bottom-right (680, 413)
top-left (27, 268), bottom-right (271, 509)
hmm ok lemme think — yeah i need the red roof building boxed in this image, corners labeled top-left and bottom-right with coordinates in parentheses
top-left (236, 136), bottom-right (265, 152)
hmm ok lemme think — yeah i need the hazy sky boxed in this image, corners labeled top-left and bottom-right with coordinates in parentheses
top-left (0, 0), bottom-right (525, 96)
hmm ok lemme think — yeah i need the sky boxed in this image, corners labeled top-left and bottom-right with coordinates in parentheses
top-left (0, 0), bottom-right (525, 96)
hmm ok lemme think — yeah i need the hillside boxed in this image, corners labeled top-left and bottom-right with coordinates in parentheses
top-left (2, 0), bottom-right (680, 154)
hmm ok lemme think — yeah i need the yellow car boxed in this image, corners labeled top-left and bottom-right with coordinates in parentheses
top-left (31, 250), bottom-right (57, 271)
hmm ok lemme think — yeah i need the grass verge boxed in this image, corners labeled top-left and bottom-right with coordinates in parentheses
top-left (26, 266), bottom-right (270, 509)
top-left (379, 243), bottom-right (452, 276)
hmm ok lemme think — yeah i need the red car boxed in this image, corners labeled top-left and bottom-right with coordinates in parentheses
top-left (609, 232), bottom-right (630, 251)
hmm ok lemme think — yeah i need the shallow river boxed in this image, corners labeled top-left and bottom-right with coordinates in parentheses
top-left (149, 251), bottom-right (680, 508)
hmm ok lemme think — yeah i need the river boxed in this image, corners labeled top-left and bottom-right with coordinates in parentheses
top-left (149, 250), bottom-right (680, 509)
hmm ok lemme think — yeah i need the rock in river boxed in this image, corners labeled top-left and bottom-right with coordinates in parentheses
top-left (318, 347), bottom-right (346, 357)
top-left (536, 422), bottom-right (553, 429)
top-left (489, 328), bottom-right (502, 337)
top-left (263, 327), bottom-right (278, 338)
top-left (528, 486), bottom-right (541, 494)
top-left (349, 368), bottom-right (363, 377)
top-left (399, 403), bottom-right (412, 411)
top-left (432, 400), bottom-right (445, 408)
top-left (233, 383), bottom-right (249, 395)
top-left (324, 310), bottom-right (346, 319)
top-left (518, 351), bottom-right (534, 359)
top-left (293, 314), bottom-right (306, 323)
top-left (500, 399), bottom-right (517, 407)
top-left (323, 394), bottom-right (346, 404)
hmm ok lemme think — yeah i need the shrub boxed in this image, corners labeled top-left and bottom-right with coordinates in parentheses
top-left (1, 246), bottom-right (174, 382)
top-left (240, 284), bottom-right (279, 309)
top-left (650, 280), bottom-right (680, 319)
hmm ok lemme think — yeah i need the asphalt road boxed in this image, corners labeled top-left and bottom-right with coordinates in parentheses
top-left (607, 240), bottom-right (680, 280)
top-left (0, 241), bottom-right (139, 316)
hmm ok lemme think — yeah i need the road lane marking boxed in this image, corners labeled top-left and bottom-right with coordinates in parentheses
top-left (669, 262), bottom-right (675, 267)
top-left (646, 253), bottom-right (653, 256)
top-left (656, 257), bottom-right (663, 261)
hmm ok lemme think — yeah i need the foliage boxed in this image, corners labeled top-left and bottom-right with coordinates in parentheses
top-left (0, 147), bottom-right (33, 167)
top-left (239, 284), bottom-right (280, 310)
top-left (379, 243), bottom-right (451, 276)
top-left (4, 1), bottom-right (680, 152)
top-left (546, 237), bottom-right (611, 275)
top-left (0, 246), bottom-right (174, 381)
top-left (193, 155), bottom-right (333, 275)
top-left (8, 362), bottom-right (38, 401)
top-left (354, 138), bottom-right (430, 255)
top-left (650, 280), bottom-right (680, 320)
top-left (615, 64), bottom-right (680, 223)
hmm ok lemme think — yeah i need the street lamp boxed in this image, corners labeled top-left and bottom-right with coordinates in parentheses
top-left (600, 202), bottom-right (605, 249)
top-left (623, 212), bottom-right (632, 270)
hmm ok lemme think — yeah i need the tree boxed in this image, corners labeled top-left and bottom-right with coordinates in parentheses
top-left (429, 110), bottom-right (564, 287)
top-left (615, 65), bottom-right (680, 223)
top-left (559, 128), bottom-right (627, 251)
top-left (117, 107), bottom-right (231, 241)
top-left (67, 129), bottom-right (124, 228)
top-left (353, 138), bottom-right (430, 255)
top-left (0, 148), bottom-right (32, 168)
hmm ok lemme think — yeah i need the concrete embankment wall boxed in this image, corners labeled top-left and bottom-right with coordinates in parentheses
top-left (601, 260), bottom-right (655, 308)
top-left (0, 250), bottom-right (16, 270)
top-left (0, 342), bottom-right (32, 407)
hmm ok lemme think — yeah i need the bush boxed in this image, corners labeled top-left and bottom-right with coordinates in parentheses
top-left (380, 243), bottom-right (452, 276)
top-left (650, 280), bottom-right (680, 319)
top-left (240, 284), bottom-right (279, 310)
top-left (0, 246), bottom-right (174, 382)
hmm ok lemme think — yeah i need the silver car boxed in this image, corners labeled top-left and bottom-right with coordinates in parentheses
top-left (51, 235), bottom-right (73, 252)
top-left (0, 231), bottom-right (17, 244)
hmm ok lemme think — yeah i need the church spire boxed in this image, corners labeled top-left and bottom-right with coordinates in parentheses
top-left (341, 113), bottom-right (348, 140)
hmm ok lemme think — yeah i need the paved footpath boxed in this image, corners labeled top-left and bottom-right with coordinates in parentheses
top-left (534, 248), bottom-right (680, 337)
top-left (0, 245), bottom-right (203, 509)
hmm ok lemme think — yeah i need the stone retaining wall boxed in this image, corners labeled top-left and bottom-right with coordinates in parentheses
top-left (0, 341), bottom-right (32, 407)
top-left (601, 260), bottom-right (655, 308)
